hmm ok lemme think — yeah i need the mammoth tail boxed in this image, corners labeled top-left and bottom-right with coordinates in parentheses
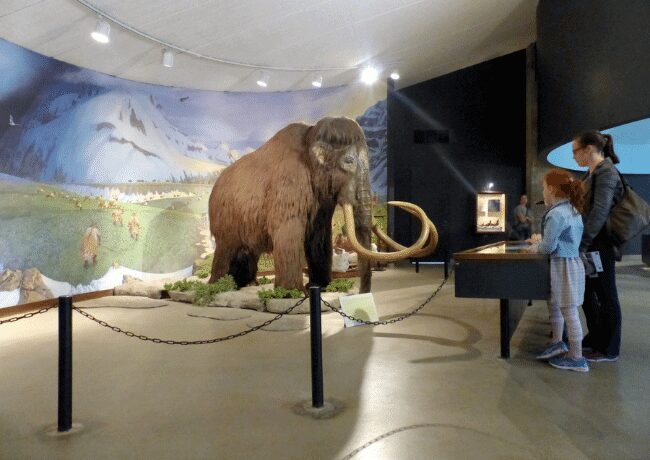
top-left (228, 246), bottom-right (258, 288)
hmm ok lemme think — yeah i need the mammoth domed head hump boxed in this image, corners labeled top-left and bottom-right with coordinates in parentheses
top-left (306, 117), bottom-right (369, 200)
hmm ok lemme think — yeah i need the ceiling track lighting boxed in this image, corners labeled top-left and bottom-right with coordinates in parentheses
top-left (76, 1), bottom-right (396, 89)
top-left (256, 71), bottom-right (269, 88)
top-left (75, 0), bottom-right (355, 72)
top-left (162, 50), bottom-right (174, 68)
top-left (91, 18), bottom-right (110, 44)
top-left (311, 74), bottom-right (323, 88)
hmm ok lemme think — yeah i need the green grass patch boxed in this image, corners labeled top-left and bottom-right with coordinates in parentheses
top-left (257, 286), bottom-right (303, 304)
top-left (193, 275), bottom-right (237, 306)
top-left (164, 275), bottom-right (237, 306)
top-left (325, 279), bottom-right (355, 293)
top-left (0, 181), bottom-right (208, 284)
top-left (164, 279), bottom-right (204, 292)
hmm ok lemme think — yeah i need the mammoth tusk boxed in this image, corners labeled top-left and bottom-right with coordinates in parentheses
top-left (342, 201), bottom-right (430, 262)
top-left (372, 205), bottom-right (438, 257)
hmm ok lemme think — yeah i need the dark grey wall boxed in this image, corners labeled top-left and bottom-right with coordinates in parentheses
top-left (388, 51), bottom-right (527, 257)
top-left (537, 0), bottom-right (650, 154)
top-left (537, 0), bottom-right (650, 254)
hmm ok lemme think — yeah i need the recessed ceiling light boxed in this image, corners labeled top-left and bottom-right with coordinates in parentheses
top-left (360, 67), bottom-right (378, 85)
top-left (91, 19), bottom-right (110, 44)
top-left (390, 70), bottom-right (400, 80)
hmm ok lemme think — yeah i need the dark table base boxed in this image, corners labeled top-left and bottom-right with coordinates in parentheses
top-left (499, 298), bottom-right (530, 358)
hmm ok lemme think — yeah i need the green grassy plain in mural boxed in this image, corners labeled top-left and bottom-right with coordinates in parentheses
top-left (0, 179), bottom-right (208, 284)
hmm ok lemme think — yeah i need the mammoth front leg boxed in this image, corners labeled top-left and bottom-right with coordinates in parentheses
top-left (272, 220), bottom-right (308, 291)
top-left (304, 206), bottom-right (334, 290)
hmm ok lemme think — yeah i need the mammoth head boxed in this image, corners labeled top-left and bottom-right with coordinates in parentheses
top-left (306, 117), bottom-right (368, 205)
top-left (303, 116), bottom-right (438, 293)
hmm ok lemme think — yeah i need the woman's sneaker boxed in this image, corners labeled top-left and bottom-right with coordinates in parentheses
top-left (584, 351), bottom-right (619, 362)
top-left (548, 356), bottom-right (589, 372)
top-left (536, 341), bottom-right (568, 360)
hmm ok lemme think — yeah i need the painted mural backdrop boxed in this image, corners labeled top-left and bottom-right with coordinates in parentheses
top-left (0, 38), bottom-right (387, 307)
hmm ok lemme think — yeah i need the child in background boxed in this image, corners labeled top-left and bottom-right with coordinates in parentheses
top-left (526, 168), bottom-right (588, 372)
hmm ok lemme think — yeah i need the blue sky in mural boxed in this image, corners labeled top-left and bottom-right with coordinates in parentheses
top-left (0, 38), bottom-right (387, 194)
top-left (0, 36), bottom-right (362, 150)
top-left (547, 118), bottom-right (650, 174)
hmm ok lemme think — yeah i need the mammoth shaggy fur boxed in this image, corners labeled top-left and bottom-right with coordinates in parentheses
top-left (208, 117), bottom-right (372, 292)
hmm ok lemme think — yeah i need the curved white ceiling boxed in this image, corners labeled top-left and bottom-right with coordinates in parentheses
top-left (0, 0), bottom-right (537, 92)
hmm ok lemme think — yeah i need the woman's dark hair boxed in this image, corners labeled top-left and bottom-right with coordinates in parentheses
top-left (544, 168), bottom-right (586, 214)
top-left (573, 130), bottom-right (620, 164)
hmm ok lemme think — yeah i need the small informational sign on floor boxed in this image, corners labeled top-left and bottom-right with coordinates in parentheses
top-left (339, 293), bottom-right (379, 327)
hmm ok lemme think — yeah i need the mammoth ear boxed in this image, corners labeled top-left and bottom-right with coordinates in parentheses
top-left (309, 141), bottom-right (331, 167)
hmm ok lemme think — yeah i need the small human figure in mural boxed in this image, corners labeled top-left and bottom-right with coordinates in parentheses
top-left (81, 222), bottom-right (101, 268)
top-left (112, 207), bottom-right (124, 226)
top-left (128, 212), bottom-right (140, 240)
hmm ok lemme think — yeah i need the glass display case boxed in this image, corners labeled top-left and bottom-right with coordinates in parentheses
top-left (476, 192), bottom-right (506, 233)
top-left (454, 241), bottom-right (547, 260)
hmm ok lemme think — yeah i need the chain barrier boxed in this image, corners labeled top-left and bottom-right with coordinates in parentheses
top-left (0, 305), bottom-right (57, 326)
top-left (72, 297), bottom-right (307, 345)
top-left (2, 267), bottom-right (450, 333)
top-left (325, 272), bottom-right (450, 326)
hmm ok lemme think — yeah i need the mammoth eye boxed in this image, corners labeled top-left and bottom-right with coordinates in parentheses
top-left (343, 154), bottom-right (356, 165)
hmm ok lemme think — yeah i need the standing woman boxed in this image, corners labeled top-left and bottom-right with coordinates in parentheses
top-left (572, 131), bottom-right (624, 362)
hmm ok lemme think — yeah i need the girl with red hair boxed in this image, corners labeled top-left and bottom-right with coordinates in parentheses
top-left (527, 168), bottom-right (588, 372)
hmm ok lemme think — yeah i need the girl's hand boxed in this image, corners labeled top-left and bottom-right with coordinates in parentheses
top-left (525, 233), bottom-right (542, 244)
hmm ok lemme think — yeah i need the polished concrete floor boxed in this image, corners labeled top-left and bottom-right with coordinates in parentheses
top-left (1, 259), bottom-right (649, 459)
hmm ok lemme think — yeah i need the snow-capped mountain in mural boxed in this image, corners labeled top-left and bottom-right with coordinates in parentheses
top-left (0, 81), bottom-right (228, 184)
top-left (356, 99), bottom-right (387, 198)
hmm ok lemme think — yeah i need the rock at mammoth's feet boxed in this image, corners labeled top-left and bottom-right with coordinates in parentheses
top-left (168, 291), bottom-right (195, 303)
top-left (0, 268), bottom-right (54, 304)
top-left (76, 296), bottom-right (169, 309)
top-left (19, 289), bottom-right (50, 304)
top-left (0, 269), bottom-right (22, 291)
top-left (264, 290), bottom-right (357, 314)
top-left (114, 279), bottom-right (173, 299)
top-left (209, 286), bottom-right (265, 311)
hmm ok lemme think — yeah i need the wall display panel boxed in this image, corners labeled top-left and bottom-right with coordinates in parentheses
top-left (476, 192), bottom-right (506, 234)
top-left (0, 38), bottom-right (387, 307)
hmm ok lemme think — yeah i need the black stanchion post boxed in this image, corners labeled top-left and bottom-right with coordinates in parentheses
top-left (58, 295), bottom-right (73, 432)
top-left (309, 286), bottom-right (324, 408)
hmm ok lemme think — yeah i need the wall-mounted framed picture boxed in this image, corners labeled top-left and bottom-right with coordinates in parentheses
top-left (476, 192), bottom-right (506, 233)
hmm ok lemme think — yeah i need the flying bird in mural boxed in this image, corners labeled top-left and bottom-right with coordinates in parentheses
top-left (8, 114), bottom-right (20, 126)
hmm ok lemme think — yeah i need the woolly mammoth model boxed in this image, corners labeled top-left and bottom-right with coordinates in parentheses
top-left (208, 116), bottom-right (437, 293)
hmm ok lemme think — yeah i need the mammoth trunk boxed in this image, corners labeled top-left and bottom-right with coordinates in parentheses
top-left (304, 201), bottom-right (336, 289)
